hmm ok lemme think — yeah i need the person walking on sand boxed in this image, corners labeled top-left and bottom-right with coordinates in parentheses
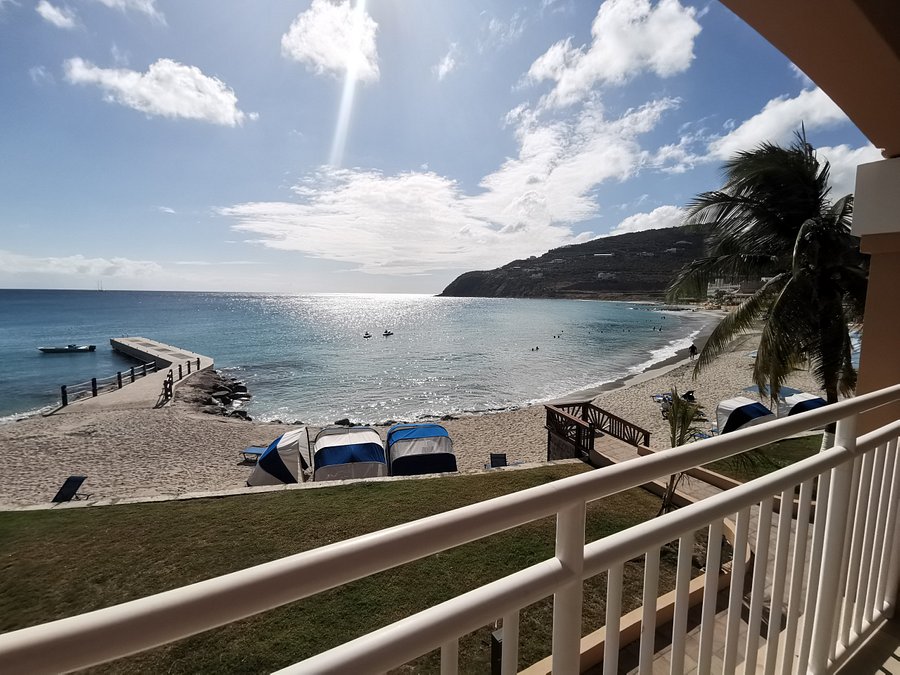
top-left (689, 343), bottom-right (698, 360)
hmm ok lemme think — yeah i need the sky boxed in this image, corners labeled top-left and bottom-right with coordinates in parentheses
top-left (0, 0), bottom-right (882, 293)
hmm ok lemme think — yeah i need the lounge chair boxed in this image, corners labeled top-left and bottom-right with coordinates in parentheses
top-left (51, 475), bottom-right (91, 503)
top-left (240, 447), bottom-right (266, 463)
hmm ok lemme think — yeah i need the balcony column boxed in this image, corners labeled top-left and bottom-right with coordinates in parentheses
top-left (851, 158), bottom-right (900, 432)
top-left (852, 158), bottom-right (900, 618)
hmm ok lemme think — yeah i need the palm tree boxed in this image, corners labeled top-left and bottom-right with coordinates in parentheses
top-left (658, 387), bottom-right (704, 516)
top-left (668, 131), bottom-right (868, 443)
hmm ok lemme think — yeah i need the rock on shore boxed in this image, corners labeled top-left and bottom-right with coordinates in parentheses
top-left (174, 370), bottom-right (254, 421)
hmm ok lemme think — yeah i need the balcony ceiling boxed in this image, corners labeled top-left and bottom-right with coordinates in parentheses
top-left (721, 0), bottom-right (900, 158)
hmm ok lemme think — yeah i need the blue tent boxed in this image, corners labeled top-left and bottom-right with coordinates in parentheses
top-left (778, 391), bottom-right (828, 417)
top-left (246, 428), bottom-right (310, 486)
top-left (716, 397), bottom-right (776, 434)
top-left (387, 423), bottom-right (457, 476)
top-left (313, 426), bottom-right (388, 482)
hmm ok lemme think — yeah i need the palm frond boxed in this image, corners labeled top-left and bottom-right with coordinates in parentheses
top-left (693, 275), bottom-right (788, 378)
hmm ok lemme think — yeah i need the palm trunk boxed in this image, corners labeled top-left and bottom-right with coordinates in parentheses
top-left (819, 387), bottom-right (840, 451)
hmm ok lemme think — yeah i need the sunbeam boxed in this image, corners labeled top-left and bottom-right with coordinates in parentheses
top-left (328, 0), bottom-right (368, 167)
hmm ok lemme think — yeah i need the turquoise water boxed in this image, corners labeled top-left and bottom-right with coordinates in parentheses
top-left (0, 290), bottom-right (710, 424)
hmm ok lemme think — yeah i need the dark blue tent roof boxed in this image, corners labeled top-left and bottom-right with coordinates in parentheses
top-left (387, 423), bottom-right (450, 447)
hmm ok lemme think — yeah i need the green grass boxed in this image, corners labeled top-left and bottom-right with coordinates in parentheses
top-left (704, 434), bottom-right (823, 482)
top-left (0, 465), bottom-right (681, 673)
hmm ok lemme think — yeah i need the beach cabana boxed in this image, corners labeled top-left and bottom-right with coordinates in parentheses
top-left (386, 423), bottom-right (457, 476)
top-left (715, 396), bottom-right (775, 435)
top-left (246, 427), bottom-right (310, 487)
top-left (313, 426), bottom-right (387, 482)
top-left (777, 391), bottom-right (828, 418)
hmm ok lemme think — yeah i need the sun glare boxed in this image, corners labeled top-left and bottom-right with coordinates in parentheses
top-left (328, 0), bottom-right (368, 167)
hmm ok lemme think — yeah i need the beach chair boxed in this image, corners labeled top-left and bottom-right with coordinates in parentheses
top-left (51, 475), bottom-right (92, 503)
top-left (240, 447), bottom-right (266, 463)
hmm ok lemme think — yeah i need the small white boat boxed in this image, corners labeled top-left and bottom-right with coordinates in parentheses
top-left (383, 330), bottom-right (394, 337)
top-left (363, 332), bottom-right (372, 339)
top-left (39, 344), bottom-right (96, 354)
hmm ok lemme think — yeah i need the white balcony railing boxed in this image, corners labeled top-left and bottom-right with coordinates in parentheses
top-left (2, 384), bottom-right (900, 674)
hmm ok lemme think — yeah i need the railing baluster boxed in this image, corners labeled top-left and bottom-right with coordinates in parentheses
top-left (698, 519), bottom-right (723, 673)
top-left (797, 469), bottom-right (832, 672)
top-left (842, 453), bottom-right (867, 644)
top-left (639, 546), bottom-right (660, 675)
top-left (744, 497), bottom-right (774, 675)
top-left (764, 488), bottom-right (794, 675)
top-left (834, 452), bottom-right (859, 662)
top-left (440, 638), bottom-right (458, 675)
top-left (603, 563), bottom-right (623, 675)
top-left (810, 415), bottom-right (858, 673)
top-left (864, 442), bottom-right (889, 625)
top-left (551, 502), bottom-right (585, 674)
top-left (883, 436), bottom-right (900, 618)
top-left (779, 478), bottom-right (813, 675)
top-left (854, 446), bottom-right (882, 635)
top-left (875, 439), bottom-right (900, 615)
top-left (669, 534), bottom-right (693, 675)
top-left (500, 611), bottom-right (519, 675)
top-left (723, 508), bottom-right (750, 674)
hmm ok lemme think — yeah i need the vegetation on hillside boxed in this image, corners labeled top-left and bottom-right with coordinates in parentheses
top-left (440, 226), bottom-right (706, 299)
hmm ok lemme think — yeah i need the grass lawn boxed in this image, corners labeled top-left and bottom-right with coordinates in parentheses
top-left (0, 464), bottom-right (683, 673)
top-left (704, 434), bottom-right (823, 482)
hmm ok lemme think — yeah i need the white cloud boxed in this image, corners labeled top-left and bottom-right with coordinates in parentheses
top-left (281, 0), bottom-right (379, 83)
top-left (818, 144), bottom-right (883, 199)
top-left (221, 99), bottom-right (677, 275)
top-left (606, 205), bottom-right (684, 236)
top-left (481, 10), bottom-right (527, 51)
top-left (172, 260), bottom-right (258, 266)
top-left (63, 58), bottom-right (255, 127)
top-left (91, 0), bottom-right (163, 23)
top-left (157, 206), bottom-right (175, 214)
top-left (36, 1), bottom-right (77, 29)
top-left (110, 43), bottom-right (129, 66)
top-left (29, 65), bottom-right (54, 85)
top-left (0, 249), bottom-right (162, 278)
top-left (788, 63), bottom-right (814, 88)
top-left (526, 0), bottom-right (701, 108)
top-left (433, 44), bottom-right (458, 81)
top-left (707, 87), bottom-right (849, 159)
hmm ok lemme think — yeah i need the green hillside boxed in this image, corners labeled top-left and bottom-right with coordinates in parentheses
top-left (440, 226), bottom-right (706, 300)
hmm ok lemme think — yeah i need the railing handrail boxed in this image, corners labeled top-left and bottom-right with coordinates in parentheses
top-left (2, 384), bottom-right (900, 673)
top-left (547, 400), bottom-right (652, 446)
top-left (287, 418), bottom-right (900, 673)
top-left (544, 405), bottom-right (590, 430)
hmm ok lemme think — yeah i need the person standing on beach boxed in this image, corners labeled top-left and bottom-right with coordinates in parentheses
top-left (689, 343), bottom-right (698, 360)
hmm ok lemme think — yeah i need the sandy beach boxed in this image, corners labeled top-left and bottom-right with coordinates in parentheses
top-left (0, 328), bottom-right (824, 508)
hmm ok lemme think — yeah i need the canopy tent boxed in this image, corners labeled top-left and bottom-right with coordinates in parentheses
top-left (246, 428), bottom-right (310, 487)
top-left (313, 426), bottom-right (387, 482)
top-left (778, 391), bottom-right (828, 418)
top-left (716, 397), bottom-right (775, 434)
top-left (742, 385), bottom-right (803, 399)
top-left (386, 423), bottom-right (457, 476)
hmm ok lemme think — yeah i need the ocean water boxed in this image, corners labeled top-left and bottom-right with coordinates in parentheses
top-left (0, 290), bottom-right (710, 424)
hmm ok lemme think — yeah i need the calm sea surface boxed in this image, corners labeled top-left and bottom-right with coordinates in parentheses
top-left (0, 290), bottom-right (711, 424)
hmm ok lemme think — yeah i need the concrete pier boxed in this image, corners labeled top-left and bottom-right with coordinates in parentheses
top-left (58, 338), bottom-right (213, 413)
top-left (110, 337), bottom-right (211, 370)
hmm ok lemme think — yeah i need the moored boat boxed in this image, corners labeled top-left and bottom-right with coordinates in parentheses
top-left (38, 344), bottom-right (96, 354)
